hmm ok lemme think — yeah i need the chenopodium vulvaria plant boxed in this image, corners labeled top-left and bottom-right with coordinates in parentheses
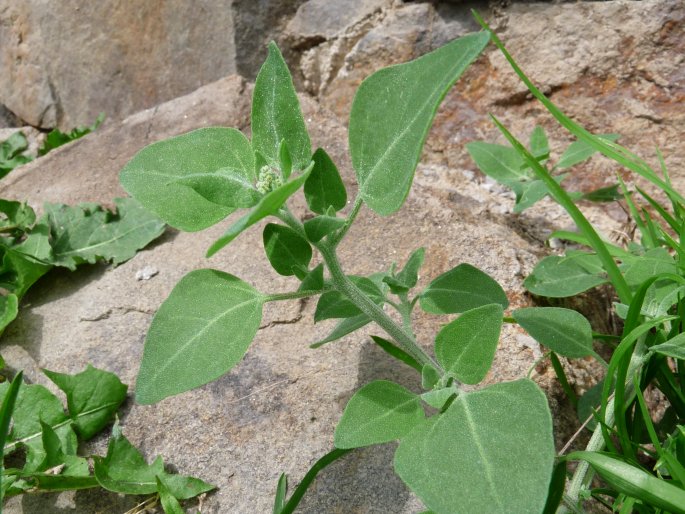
top-left (118, 31), bottom-right (570, 513)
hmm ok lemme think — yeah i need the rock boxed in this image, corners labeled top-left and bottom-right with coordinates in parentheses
top-left (0, 0), bottom-right (237, 130)
top-left (1, 73), bottom-right (550, 512)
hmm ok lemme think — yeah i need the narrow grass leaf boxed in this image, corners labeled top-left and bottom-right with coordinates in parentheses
top-left (136, 269), bottom-right (264, 404)
top-left (334, 380), bottom-right (424, 449)
top-left (420, 263), bottom-right (508, 314)
top-left (304, 148), bottom-right (347, 214)
top-left (567, 451), bottom-right (685, 514)
top-left (207, 165), bottom-right (312, 257)
top-left (263, 223), bottom-right (312, 277)
top-left (273, 473), bottom-right (288, 514)
top-left (513, 307), bottom-right (594, 359)
top-left (121, 127), bottom-right (254, 231)
top-left (252, 42), bottom-right (311, 171)
top-left (0, 371), bottom-right (22, 504)
top-left (542, 461), bottom-right (567, 514)
top-left (394, 379), bottom-right (554, 514)
top-left (350, 32), bottom-right (489, 215)
top-left (435, 304), bottom-right (503, 384)
top-left (43, 365), bottom-right (128, 440)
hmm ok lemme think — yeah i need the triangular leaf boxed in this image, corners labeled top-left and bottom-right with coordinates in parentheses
top-left (350, 32), bottom-right (489, 215)
top-left (334, 380), bottom-right (424, 449)
top-left (263, 223), bottom-right (312, 277)
top-left (420, 263), bottom-right (508, 314)
top-left (120, 127), bottom-right (254, 231)
top-left (252, 42), bottom-right (312, 171)
top-left (304, 148), bottom-right (347, 214)
top-left (394, 379), bottom-right (554, 514)
top-left (513, 307), bottom-right (594, 359)
top-left (136, 269), bottom-right (264, 404)
top-left (435, 304), bottom-right (503, 384)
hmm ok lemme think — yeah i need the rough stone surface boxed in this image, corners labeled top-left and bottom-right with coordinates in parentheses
top-left (1, 75), bottom-right (549, 512)
top-left (0, 0), bottom-right (237, 130)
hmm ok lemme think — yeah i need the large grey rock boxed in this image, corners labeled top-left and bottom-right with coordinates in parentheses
top-left (0, 72), bottom-right (553, 512)
top-left (0, 0), bottom-right (237, 130)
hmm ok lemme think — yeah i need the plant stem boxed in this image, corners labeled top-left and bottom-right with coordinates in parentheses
top-left (317, 241), bottom-right (441, 371)
top-left (277, 207), bottom-right (442, 372)
top-left (329, 194), bottom-right (363, 247)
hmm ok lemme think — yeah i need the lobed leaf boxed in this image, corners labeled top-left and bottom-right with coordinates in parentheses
top-left (120, 127), bottom-right (254, 231)
top-left (419, 263), bottom-right (508, 314)
top-left (136, 269), bottom-right (265, 404)
top-left (435, 304), bottom-right (503, 384)
top-left (334, 380), bottom-right (424, 449)
top-left (304, 148), bottom-right (347, 214)
top-left (394, 379), bottom-right (554, 514)
top-left (41, 198), bottom-right (166, 270)
top-left (513, 307), bottom-right (595, 359)
top-left (350, 32), bottom-right (489, 216)
top-left (252, 42), bottom-right (312, 171)
top-left (43, 364), bottom-right (128, 440)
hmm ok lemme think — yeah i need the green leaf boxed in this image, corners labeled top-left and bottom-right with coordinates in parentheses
top-left (420, 386), bottom-right (457, 410)
top-left (41, 198), bottom-right (165, 270)
top-left (0, 381), bottom-right (77, 469)
top-left (419, 263), bottom-right (508, 314)
top-left (206, 165), bottom-right (312, 257)
top-left (310, 314), bottom-right (371, 348)
top-left (0, 371), bottom-right (22, 503)
top-left (263, 223), bottom-right (312, 277)
top-left (334, 380), bottom-right (424, 449)
top-left (350, 32), bottom-right (489, 216)
top-left (304, 148), bottom-right (347, 214)
top-left (298, 263), bottom-right (325, 292)
top-left (577, 380), bottom-right (604, 431)
top-left (554, 134), bottom-right (620, 170)
top-left (435, 304), bottom-right (503, 384)
top-left (136, 269), bottom-right (265, 404)
top-left (513, 307), bottom-right (594, 359)
top-left (93, 427), bottom-right (214, 498)
top-left (120, 127), bottom-right (254, 231)
top-left (0, 200), bottom-right (36, 232)
top-left (421, 364), bottom-right (441, 390)
top-left (170, 173), bottom-right (260, 209)
top-left (0, 245), bottom-right (52, 298)
top-left (394, 379), bottom-right (554, 514)
top-left (384, 247), bottom-right (425, 293)
top-left (622, 247), bottom-right (676, 289)
top-left (524, 255), bottom-right (608, 297)
top-left (279, 140), bottom-right (293, 180)
top-left (370, 335), bottom-right (422, 372)
top-left (542, 461), bottom-right (567, 514)
top-left (157, 477), bottom-right (185, 514)
top-left (273, 473), bottom-right (288, 514)
top-left (38, 113), bottom-right (104, 156)
top-left (466, 142), bottom-right (530, 184)
top-left (43, 364), bottom-right (128, 440)
top-left (529, 126), bottom-right (549, 160)
top-left (567, 451), bottom-right (685, 514)
top-left (0, 294), bottom-right (18, 333)
top-left (0, 132), bottom-right (33, 177)
top-left (581, 184), bottom-right (622, 203)
top-left (252, 42), bottom-right (311, 171)
top-left (512, 179), bottom-right (549, 213)
top-left (651, 333), bottom-right (685, 360)
top-left (303, 215), bottom-right (345, 243)
top-left (314, 276), bottom-right (384, 322)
